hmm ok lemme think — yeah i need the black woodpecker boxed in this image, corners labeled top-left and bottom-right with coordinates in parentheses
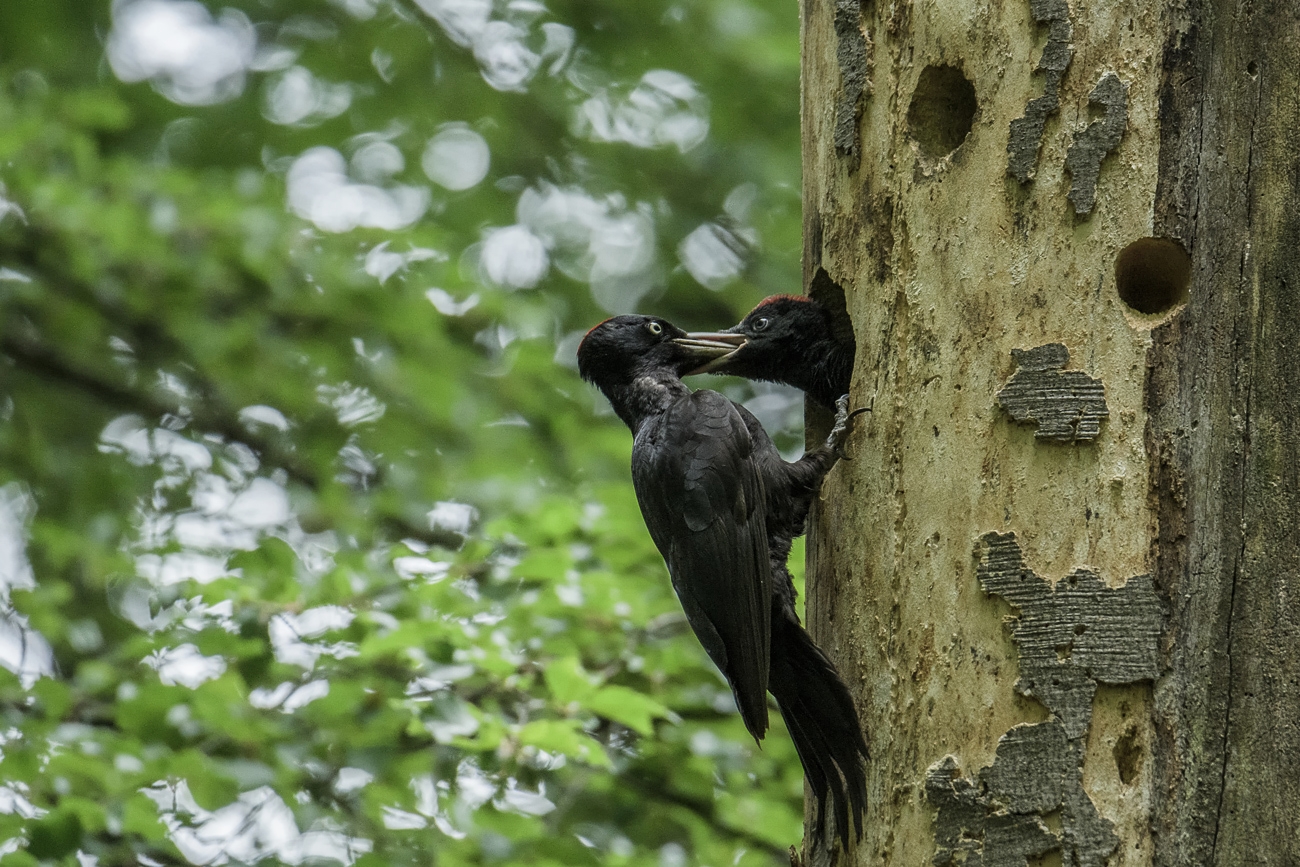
top-left (577, 314), bottom-right (868, 848)
top-left (685, 295), bottom-right (855, 411)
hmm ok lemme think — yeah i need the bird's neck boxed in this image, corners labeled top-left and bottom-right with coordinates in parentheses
top-left (812, 343), bottom-right (854, 408)
top-left (603, 370), bottom-right (691, 432)
top-left (779, 340), bottom-right (852, 409)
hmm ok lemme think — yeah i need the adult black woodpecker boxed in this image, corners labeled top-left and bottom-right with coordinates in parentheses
top-left (577, 314), bottom-right (868, 848)
top-left (685, 295), bottom-right (855, 411)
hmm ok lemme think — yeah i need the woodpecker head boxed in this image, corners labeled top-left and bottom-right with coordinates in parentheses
top-left (577, 315), bottom-right (741, 391)
top-left (683, 295), bottom-right (841, 379)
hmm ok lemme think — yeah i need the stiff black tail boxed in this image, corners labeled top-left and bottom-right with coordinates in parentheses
top-left (768, 613), bottom-right (868, 851)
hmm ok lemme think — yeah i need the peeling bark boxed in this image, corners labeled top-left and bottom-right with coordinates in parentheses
top-left (832, 0), bottom-right (871, 160)
top-left (1007, 0), bottom-right (1073, 183)
top-left (1065, 73), bottom-right (1128, 216)
top-left (996, 344), bottom-right (1109, 443)
top-left (977, 533), bottom-right (1160, 741)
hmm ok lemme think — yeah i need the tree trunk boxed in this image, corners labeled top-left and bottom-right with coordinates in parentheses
top-left (800, 0), bottom-right (1299, 865)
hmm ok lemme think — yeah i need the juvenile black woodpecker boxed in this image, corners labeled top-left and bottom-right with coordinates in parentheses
top-left (577, 314), bottom-right (868, 847)
top-left (685, 295), bottom-right (855, 410)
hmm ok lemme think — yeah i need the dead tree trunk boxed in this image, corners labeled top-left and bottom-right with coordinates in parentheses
top-left (800, 0), bottom-right (1299, 865)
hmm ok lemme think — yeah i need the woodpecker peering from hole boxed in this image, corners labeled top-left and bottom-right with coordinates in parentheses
top-left (577, 314), bottom-right (868, 849)
top-left (685, 295), bottom-right (855, 411)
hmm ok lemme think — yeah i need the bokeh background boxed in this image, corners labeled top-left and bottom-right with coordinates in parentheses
top-left (0, 1), bottom-right (812, 864)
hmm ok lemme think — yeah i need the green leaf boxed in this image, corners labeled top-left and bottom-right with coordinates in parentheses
top-left (59, 796), bottom-right (107, 834)
top-left (514, 548), bottom-right (572, 583)
top-left (543, 657), bottom-right (598, 706)
top-left (25, 807), bottom-right (83, 860)
top-left (29, 679), bottom-right (72, 721)
top-left (587, 686), bottom-right (671, 736)
top-left (122, 791), bottom-right (168, 841)
top-left (518, 719), bottom-right (611, 768)
top-left (170, 751), bottom-right (239, 812)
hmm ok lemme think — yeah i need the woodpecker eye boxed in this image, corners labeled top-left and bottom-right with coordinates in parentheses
top-left (646, 320), bottom-right (663, 335)
top-left (752, 317), bottom-right (770, 332)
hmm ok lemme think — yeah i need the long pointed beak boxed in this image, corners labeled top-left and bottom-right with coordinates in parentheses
top-left (674, 332), bottom-right (747, 375)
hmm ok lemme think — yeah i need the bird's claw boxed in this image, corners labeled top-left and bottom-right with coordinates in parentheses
top-left (826, 395), bottom-right (869, 460)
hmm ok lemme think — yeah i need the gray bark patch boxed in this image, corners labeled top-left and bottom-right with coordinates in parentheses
top-left (1062, 783), bottom-right (1121, 867)
top-left (976, 531), bottom-right (1161, 738)
top-left (927, 534), bottom-right (1159, 867)
top-left (1007, 0), bottom-right (1073, 183)
top-left (1065, 73), bottom-right (1129, 215)
top-left (980, 721), bottom-right (1072, 813)
top-left (927, 729), bottom-right (1067, 867)
top-left (927, 754), bottom-right (1057, 867)
top-left (833, 0), bottom-right (870, 158)
top-left (927, 732), bottom-right (1121, 867)
top-left (997, 343), bottom-right (1109, 443)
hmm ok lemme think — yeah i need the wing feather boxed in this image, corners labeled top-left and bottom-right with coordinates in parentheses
top-left (632, 390), bottom-right (772, 740)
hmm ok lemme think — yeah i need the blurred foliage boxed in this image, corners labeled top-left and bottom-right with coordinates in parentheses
top-left (0, 0), bottom-right (810, 864)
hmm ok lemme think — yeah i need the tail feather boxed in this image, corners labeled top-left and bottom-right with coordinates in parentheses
top-left (777, 693), bottom-right (841, 835)
top-left (768, 614), bottom-right (869, 850)
top-left (780, 701), bottom-right (851, 847)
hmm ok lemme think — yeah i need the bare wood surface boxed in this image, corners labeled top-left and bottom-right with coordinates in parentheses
top-left (1149, 0), bottom-right (1300, 862)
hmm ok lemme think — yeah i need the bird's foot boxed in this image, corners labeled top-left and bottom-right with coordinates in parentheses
top-left (826, 395), bottom-right (870, 460)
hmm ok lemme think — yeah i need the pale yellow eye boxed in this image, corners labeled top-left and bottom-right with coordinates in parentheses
top-left (646, 321), bottom-right (663, 335)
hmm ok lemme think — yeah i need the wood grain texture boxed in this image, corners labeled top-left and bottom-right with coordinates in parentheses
top-left (996, 344), bottom-right (1110, 443)
top-left (1149, 0), bottom-right (1300, 863)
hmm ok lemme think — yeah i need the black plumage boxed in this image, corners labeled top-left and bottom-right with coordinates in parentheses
top-left (685, 295), bottom-right (855, 411)
top-left (577, 314), bottom-right (868, 848)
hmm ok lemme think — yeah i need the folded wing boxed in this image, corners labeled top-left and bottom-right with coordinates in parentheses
top-left (633, 389), bottom-right (772, 741)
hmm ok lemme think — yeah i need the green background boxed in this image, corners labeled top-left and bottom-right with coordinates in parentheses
top-left (0, 1), bottom-right (809, 863)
